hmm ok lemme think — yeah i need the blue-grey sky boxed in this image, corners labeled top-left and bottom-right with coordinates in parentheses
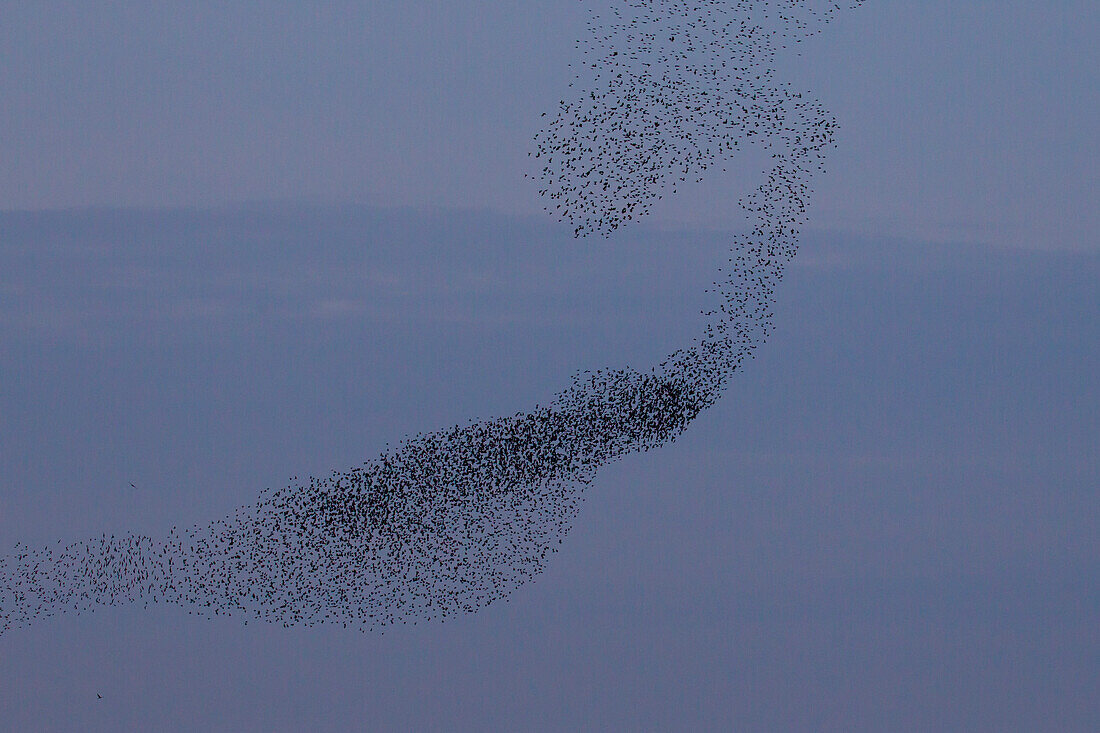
top-left (1, 2), bottom-right (1098, 731)
top-left (1, 1), bottom-right (1097, 249)
top-left (1, 208), bottom-right (1097, 730)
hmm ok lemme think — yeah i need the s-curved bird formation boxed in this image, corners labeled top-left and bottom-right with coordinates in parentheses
top-left (1, 0), bottom-right (863, 635)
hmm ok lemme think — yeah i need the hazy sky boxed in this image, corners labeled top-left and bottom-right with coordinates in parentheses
top-left (1, 2), bottom-right (1097, 731)
top-left (2, 207), bottom-right (1097, 730)
top-left (1, 1), bottom-right (1097, 249)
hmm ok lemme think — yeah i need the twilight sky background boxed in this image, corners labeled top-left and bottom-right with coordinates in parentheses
top-left (1, 2), bottom-right (1097, 731)
top-left (1, 0), bottom-right (1097, 250)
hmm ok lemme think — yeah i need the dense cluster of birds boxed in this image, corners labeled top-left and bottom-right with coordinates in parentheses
top-left (0, 0), bottom-right (862, 635)
top-left (531, 0), bottom-right (858, 238)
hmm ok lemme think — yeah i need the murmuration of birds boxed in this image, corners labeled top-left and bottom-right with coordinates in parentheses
top-left (0, 0), bottom-right (863, 635)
